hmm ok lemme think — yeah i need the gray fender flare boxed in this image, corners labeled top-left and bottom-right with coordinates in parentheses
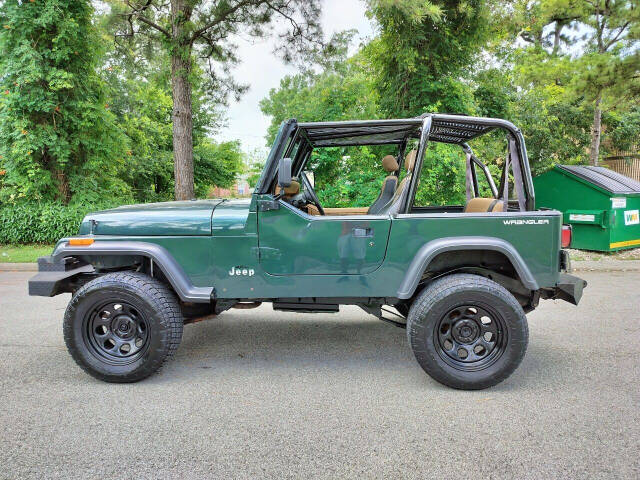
top-left (52, 241), bottom-right (213, 303)
top-left (396, 236), bottom-right (539, 299)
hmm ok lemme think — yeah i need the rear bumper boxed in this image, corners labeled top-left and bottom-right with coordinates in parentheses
top-left (553, 272), bottom-right (587, 306)
top-left (28, 256), bottom-right (93, 297)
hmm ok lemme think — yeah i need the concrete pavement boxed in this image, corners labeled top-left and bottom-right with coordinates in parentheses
top-left (1, 270), bottom-right (639, 479)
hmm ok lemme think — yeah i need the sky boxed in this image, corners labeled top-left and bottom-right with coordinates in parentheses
top-left (216, 0), bottom-right (374, 154)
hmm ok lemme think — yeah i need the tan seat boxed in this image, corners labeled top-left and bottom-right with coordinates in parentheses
top-left (275, 180), bottom-right (300, 199)
top-left (307, 205), bottom-right (369, 216)
top-left (381, 149), bottom-right (417, 213)
top-left (464, 197), bottom-right (504, 213)
top-left (368, 155), bottom-right (399, 214)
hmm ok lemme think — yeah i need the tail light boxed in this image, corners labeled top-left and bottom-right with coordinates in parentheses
top-left (561, 225), bottom-right (572, 248)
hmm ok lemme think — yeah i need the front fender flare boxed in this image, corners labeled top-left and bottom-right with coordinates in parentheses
top-left (50, 240), bottom-right (213, 303)
top-left (396, 236), bottom-right (539, 299)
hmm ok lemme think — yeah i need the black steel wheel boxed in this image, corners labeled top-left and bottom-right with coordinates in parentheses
top-left (434, 304), bottom-right (506, 370)
top-left (407, 273), bottom-right (528, 390)
top-left (85, 300), bottom-right (150, 364)
top-left (64, 272), bottom-right (183, 383)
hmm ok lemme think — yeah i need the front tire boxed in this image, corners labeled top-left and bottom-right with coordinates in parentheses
top-left (63, 272), bottom-right (184, 383)
top-left (407, 273), bottom-right (528, 390)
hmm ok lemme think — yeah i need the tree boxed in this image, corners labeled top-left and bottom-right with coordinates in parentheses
top-left (511, 0), bottom-right (640, 165)
top-left (244, 147), bottom-right (269, 188)
top-left (112, 0), bottom-right (326, 200)
top-left (99, 23), bottom-right (236, 202)
top-left (193, 139), bottom-right (243, 197)
top-left (0, 0), bottom-right (128, 204)
top-left (365, 0), bottom-right (489, 117)
top-left (261, 51), bottom-right (398, 207)
top-left (261, 52), bottom-right (379, 142)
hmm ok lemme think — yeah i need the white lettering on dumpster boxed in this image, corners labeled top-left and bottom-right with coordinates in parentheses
top-left (624, 210), bottom-right (639, 226)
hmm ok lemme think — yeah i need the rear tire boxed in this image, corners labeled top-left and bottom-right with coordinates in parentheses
top-left (63, 272), bottom-right (184, 383)
top-left (407, 273), bottom-right (528, 390)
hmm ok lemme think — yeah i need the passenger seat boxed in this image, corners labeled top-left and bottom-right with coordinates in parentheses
top-left (464, 197), bottom-right (504, 212)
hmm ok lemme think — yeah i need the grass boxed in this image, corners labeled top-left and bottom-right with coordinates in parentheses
top-left (0, 244), bottom-right (54, 263)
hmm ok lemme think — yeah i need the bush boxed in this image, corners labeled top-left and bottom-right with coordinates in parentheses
top-left (0, 202), bottom-right (120, 244)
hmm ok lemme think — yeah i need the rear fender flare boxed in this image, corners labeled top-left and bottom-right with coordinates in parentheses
top-left (396, 236), bottom-right (539, 299)
top-left (52, 240), bottom-right (213, 303)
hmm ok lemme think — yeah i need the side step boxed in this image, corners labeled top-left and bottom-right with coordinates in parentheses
top-left (273, 301), bottom-right (339, 313)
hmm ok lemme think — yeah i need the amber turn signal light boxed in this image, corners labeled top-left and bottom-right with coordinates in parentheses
top-left (68, 238), bottom-right (94, 246)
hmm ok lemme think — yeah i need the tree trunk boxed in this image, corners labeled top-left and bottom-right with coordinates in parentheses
top-left (171, 53), bottom-right (194, 200)
top-left (589, 92), bottom-right (602, 166)
top-left (171, 0), bottom-right (194, 200)
top-left (55, 169), bottom-right (71, 204)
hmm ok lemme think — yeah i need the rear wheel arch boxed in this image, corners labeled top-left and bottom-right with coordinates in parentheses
top-left (396, 237), bottom-right (539, 301)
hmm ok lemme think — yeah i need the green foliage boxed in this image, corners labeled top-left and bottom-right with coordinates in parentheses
top-left (243, 148), bottom-right (269, 188)
top-left (261, 54), bottom-right (394, 207)
top-left (0, 202), bottom-right (119, 244)
top-left (193, 140), bottom-right (243, 198)
top-left (608, 106), bottom-right (640, 152)
top-left (507, 0), bottom-right (640, 164)
top-left (414, 144), bottom-right (467, 206)
top-left (309, 145), bottom-right (395, 208)
top-left (100, 27), bottom-right (241, 202)
top-left (261, 53), bottom-right (379, 143)
top-left (0, 0), bottom-right (129, 204)
top-left (366, 0), bottom-right (488, 117)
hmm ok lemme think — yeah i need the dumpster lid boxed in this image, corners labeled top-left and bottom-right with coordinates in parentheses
top-left (557, 165), bottom-right (640, 195)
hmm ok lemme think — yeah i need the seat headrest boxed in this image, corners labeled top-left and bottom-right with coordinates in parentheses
top-left (381, 155), bottom-right (399, 173)
top-left (275, 180), bottom-right (300, 196)
top-left (405, 150), bottom-right (417, 172)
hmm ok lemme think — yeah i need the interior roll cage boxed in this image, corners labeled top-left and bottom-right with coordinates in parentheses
top-left (255, 113), bottom-right (535, 212)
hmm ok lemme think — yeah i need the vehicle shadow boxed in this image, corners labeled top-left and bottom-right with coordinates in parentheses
top-left (161, 307), bottom-right (570, 392)
top-left (176, 308), bottom-right (411, 367)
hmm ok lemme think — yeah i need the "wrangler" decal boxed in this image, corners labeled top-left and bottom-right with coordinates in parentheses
top-left (503, 219), bottom-right (550, 225)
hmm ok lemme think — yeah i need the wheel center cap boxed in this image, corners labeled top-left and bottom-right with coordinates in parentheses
top-left (113, 316), bottom-right (135, 339)
top-left (452, 319), bottom-right (479, 344)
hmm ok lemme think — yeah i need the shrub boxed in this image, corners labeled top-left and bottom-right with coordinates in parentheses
top-left (0, 202), bottom-right (119, 244)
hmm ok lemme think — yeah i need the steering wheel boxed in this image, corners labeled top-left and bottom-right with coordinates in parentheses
top-left (300, 172), bottom-right (324, 216)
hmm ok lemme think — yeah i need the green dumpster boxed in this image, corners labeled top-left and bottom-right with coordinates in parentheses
top-left (533, 165), bottom-right (640, 251)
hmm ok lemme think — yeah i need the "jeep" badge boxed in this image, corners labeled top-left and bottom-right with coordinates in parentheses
top-left (229, 266), bottom-right (255, 276)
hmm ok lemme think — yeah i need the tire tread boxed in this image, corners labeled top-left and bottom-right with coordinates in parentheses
top-left (63, 271), bottom-right (184, 383)
top-left (406, 273), bottom-right (528, 390)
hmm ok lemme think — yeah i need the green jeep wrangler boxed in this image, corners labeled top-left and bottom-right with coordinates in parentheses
top-left (29, 114), bottom-right (586, 389)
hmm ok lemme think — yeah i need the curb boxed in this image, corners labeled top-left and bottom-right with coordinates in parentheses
top-left (0, 263), bottom-right (38, 272)
top-left (1, 261), bottom-right (640, 274)
top-left (571, 260), bottom-right (640, 272)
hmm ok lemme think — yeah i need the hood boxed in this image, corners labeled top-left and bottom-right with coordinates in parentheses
top-left (79, 199), bottom-right (226, 236)
top-left (211, 198), bottom-right (253, 233)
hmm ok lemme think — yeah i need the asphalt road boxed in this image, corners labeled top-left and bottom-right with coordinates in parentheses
top-left (1, 271), bottom-right (639, 479)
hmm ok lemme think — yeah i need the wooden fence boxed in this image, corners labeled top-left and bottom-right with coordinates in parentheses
top-left (603, 148), bottom-right (640, 182)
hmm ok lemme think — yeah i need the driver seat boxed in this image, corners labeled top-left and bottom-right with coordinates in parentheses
top-left (378, 149), bottom-right (417, 215)
top-left (368, 155), bottom-right (399, 214)
top-left (275, 180), bottom-right (301, 200)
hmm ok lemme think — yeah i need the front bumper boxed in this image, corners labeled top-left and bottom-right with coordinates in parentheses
top-left (28, 256), bottom-right (93, 297)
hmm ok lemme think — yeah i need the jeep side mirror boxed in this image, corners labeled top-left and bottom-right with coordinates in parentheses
top-left (278, 157), bottom-right (292, 188)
